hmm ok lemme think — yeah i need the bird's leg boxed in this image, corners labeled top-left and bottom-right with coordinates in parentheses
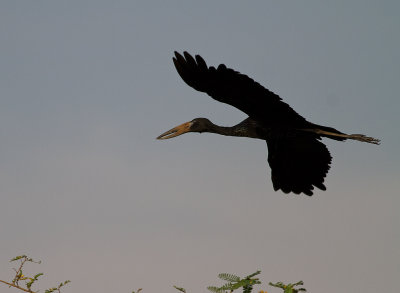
top-left (300, 128), bottom-right (380, 145)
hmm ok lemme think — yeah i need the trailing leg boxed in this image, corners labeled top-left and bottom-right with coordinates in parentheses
top-left (300, 128), bottom-right (380, 145)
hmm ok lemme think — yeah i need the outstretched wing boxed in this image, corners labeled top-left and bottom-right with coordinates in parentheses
top-left (173, 51), bottom-right (308, 127)
top-left (266, 133), bottom-right (332, 196)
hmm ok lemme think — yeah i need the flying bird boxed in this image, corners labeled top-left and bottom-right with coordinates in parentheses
top-left (157, 52), bottom-right (380, 196)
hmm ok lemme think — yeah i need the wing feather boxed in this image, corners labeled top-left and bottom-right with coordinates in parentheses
top-left (173, 51), bottom-right (308, 127)
top-left (266, 132), bottom-right (331, 196)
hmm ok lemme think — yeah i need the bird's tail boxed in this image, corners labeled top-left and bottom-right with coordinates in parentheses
top-left (301, 125), bottom-right (380, 145)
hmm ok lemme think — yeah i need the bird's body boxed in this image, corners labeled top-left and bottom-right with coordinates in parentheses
top-left (158, 52), bottom-right (379, 196)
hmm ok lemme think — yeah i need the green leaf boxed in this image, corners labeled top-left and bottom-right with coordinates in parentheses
top-left (10, 255), bottom-right (27, 262)
top-left (218, 273), bottom-right (240, 282)
top-left (244, 271), bottom-right (261, 279)
top-left (207, 286), bottom-right (226, 293)
top-left (173, 285), bottom-right (186, 293)
top-left (269, 281), bottom-right (306, 293)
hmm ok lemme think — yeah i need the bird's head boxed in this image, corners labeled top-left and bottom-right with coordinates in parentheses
top-left (157, 118), bottom-right (212, 140)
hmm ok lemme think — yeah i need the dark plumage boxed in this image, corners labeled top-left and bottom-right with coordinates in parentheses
top-left (157, 51), bottom-right (379, 196)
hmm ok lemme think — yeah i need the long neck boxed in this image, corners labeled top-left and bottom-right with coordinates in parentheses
top-left (207, 118), bottom-right (265, 139)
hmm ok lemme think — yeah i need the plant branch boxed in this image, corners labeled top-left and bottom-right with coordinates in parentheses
top-left (0, 279), bottom-right (34, 293)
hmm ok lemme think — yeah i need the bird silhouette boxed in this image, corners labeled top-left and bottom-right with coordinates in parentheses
top-left (158, 52), bottom-right (380, 196)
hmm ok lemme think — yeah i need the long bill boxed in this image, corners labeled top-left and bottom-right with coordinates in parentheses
top-left (157, 121), bottom-right (193, 140)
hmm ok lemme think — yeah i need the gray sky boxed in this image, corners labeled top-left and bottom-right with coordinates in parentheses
top-left (0, 1), bottom-right (399, 293)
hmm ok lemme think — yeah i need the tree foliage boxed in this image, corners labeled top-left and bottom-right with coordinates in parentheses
top-left (1, 256), bottom-right (307, 293)
top-left (0, 255), bottom-right (70, 293)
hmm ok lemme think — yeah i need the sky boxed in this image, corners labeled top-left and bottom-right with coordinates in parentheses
top-left (0, 1), bottom-right (399, 293)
